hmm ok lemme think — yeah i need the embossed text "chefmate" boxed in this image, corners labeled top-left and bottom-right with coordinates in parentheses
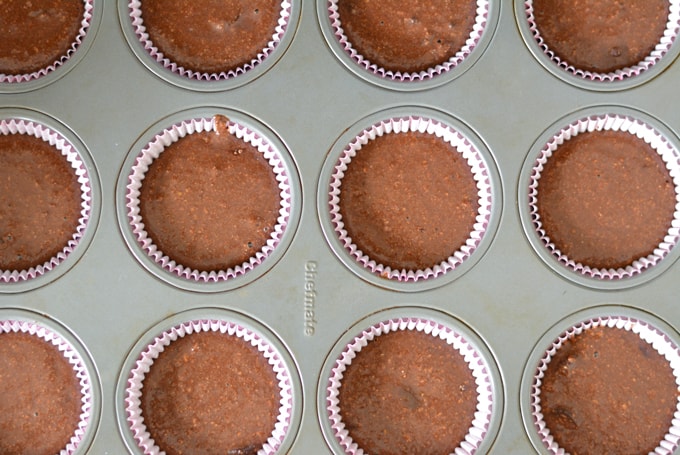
top-left (304, 261), bottom-right (317, 336)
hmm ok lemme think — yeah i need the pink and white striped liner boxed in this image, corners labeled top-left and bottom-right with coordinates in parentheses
top-left (127, 0), bottom-right (292, 81)
top-left (523, 0), bottom-right (680, 82)
top-left (528, 113), bottom-right (680, 280)
top-left (325, 317), bottom-right (495, 455)
top-left (530, 315), bottom-right (680, 454)
top-left (0, 319), bottom-right (94, 455)
top-left (124, 318), bottom-right (294, 455)
top-left (328, 116), bottom-right (493, 282)
top-left (326, 0), bottom-right (490, 82)
top-left (0, 0), bottom-right (94, 84)
top-left (0, 118), bottom-right (93, 283)
top-left (125, 116), bottom-right (291, 283)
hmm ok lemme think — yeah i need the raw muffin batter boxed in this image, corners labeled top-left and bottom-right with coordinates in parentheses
top-left (0, 0), bottom-right (85, 75)
top-left (140, 330), bottom-right (280, 455)
top-left (339, 130), bottom-right (479, 271)
top-left (139, 118), bottom-right (281, 272)
top-left (140, 0), bottom-right (281, 73)
top-left (0, 133), bottom-right (82, 272)
top-left (336, 0), bottom-right (478, 73)
top-left (0, 331), bottom-right (82, 454)
top-left (338, 329), bottom-right (477, 455)
top-left (536, 129), bottom-right (675, 270)
top-left (531, 0), bottom-right (670, 73)
top-left (540, 325), bottom-right (678, 454)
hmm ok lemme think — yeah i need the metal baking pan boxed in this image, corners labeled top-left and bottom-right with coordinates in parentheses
top-left (3, 1), bottom-right (680, 453)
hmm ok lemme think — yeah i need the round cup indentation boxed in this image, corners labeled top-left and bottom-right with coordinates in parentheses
top-left (117, 0), bottom-right (301, 91)
top-left (0, 308), bottom-right (102, 454)
top-left (318, 306), bottom-right (503, 455)
top-left (518, 106), bottom-right (680, 290)
top-left (317, 0), bottom-right (500, 91)
top-left (0, 108), bottom-right (102, 294)
top-left (115, 308), bottom-right (302, 455)
top-left (116, 106), bottom-right (301, 293)
top-left (514, 0), bottom-right (680, 91)
top-left (0, 0), bottom-right (103, 93)
top-left (318, 105), bottom-right (501, 292)
top-left (520, 304), bottom-right (680, 455)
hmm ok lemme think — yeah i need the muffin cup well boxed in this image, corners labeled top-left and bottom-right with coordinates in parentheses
top-left (0, 0), bottom-right (95, 85)
top-left (529, 315), bottom-right (680, 455)
top-left (123, 318), bottom-right (295, 455)
top-left (527, 113), bottom-right (680, 282)
top-left (327, 115), bottom-right (493, 284)
top-left (127, 0), bottom-right (292, 82)
top-left (0, 118), bottom-right (93, 285)
top-left (0, 318), bottom-right (96, 454)
top-left (325, 0), bottom-right (491, 85)
top-left (324, 316), bottom-right (496, 455)
top-left (124, 115), bottom-right (292, 285)
top-left (520, 0), bottom-right (680, 89)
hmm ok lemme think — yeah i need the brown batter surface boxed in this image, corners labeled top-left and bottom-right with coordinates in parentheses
top-left (338, 329), bottom-right (477, 455)
top-left (540, 326), bottom-right (678, 454)
top-left (336, 0), bottom-right (478, 73)
top-left (536, 129), bottom-right (676, 270)
top-left (139, 124), bottom-right (280, 272)
top-left (338, 130), bottom-right (479, 271)
top-left (0, 0), bottom-right (84, 75)
top-left (140, 0), bottom-right (281, 73)
top-left (532, 0), bottom-right (670, 73)
top-left (140, 330), bottom-right (280, 455)
top-left (0, 133), bottom-right (82, 272)
top-left (0, 331), bottom-right (82, 454)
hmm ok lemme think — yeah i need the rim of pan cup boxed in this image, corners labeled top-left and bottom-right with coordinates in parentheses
top-left (519, 304), bottom-right (680, 455)
top-left (117, 0), bottom-right (302, 92)
top-left (316, 0), bottom-right (501, 92)
top-left (115, 307), bottom-right (303, 455)
top-left (317, 105), bottom-right (502, 292)
top-left (0, 307), bottom-right (102, 454)
top-left (517, 105), bottom-right (680, 290)
top-left (0, 108), bottom-right (102, 294)
top-left (0, 0), bottom-right (104, 94)
top-left (317, 306), bottom-right (504, 455)
top-left (514, 0), bottom-right (680, 91)
top-left (115, 106), bottom-right (302, 293)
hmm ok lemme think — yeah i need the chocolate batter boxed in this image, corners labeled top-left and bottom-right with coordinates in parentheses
top-left (140, 0), bottom-right (281, 73)
top-left (338, 130), bottom-right (479, 271)
top-left (532, 0), bottom-right (670, 73)
top-left (0, 331), bottom-right (82, 454)
top-left (138, 121), bottom-right (281, 272)
top-left (336, 0), bottom-right (478, 73)
top-left (0, 133), bottom-right (82, 272)
top-left (536, 129), bottom-right (675, 270)
top-left (338, 329), bottom-right (477, 455)
top-left (140, 331), bottom-right (280, 455)
top-left (0, 0), bottom-right (85, 75)
top-left (540, 326), bottom-right (678, 454)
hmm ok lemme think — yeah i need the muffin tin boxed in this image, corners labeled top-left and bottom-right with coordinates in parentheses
top-left (3, 1), bottom-right (680, 453)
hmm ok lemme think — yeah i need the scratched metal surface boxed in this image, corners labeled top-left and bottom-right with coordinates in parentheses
top-left (2, 1), bottom-right (680, 453)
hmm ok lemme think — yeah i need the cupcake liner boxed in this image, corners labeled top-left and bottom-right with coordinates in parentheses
top-left (0, 119), bottom-right (93, 283)
top-left (124, 319), bottom-right (294, 455)
top-left (327, 0), bottom-right (490, 82)
top-left (528, 113), bottom-right (680, 280)
top-left (530, 316), bottom-right (680, 454)
top-left (127, 0), bottom-right (292, 81)
top-left (0, 0), bottom-right (94, 84)
top-left (325, 317), bottom-right (495, 455)
top-left (523, 0), bottom-right (680, 83)
top-left (125, 116), bottom-right (291, 283)
top-left (0, 319), bottom-right (95, 455)
top-left (328, 116), bottom-right (493, 282)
